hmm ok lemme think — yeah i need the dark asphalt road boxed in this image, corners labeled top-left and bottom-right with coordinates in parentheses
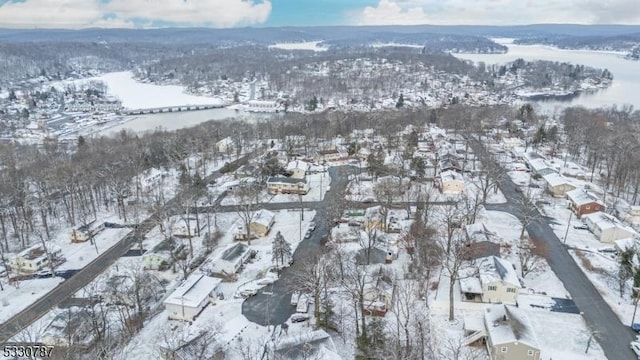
top-left (241, 166), bottom-right (357, 325)
top-left (472, 138), bottom-right (636, 360)
top-left (0, 153), bottom-right (254, 344)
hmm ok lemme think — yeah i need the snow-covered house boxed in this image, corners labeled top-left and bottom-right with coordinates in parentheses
top-left (317, 148), bottom-right (346, 162)
top-left (566, 188), bottom-right (605, 218)
top-left (143, 240), bottom-right (185, 270)
top-left (164, 274), bottom-right (221, 321)
top-left (9, 243), bottom-right (63, 274)
top-left (501, 137), bottom-right (524, 150)
top-left (437, 170), bottom-right (465, 195)
top-left (286, 160), bottom-right (310, 179)
top-left (627, 206), bottom-right (640, 225)
top-left (42, 309), bottom-right (97, 348)
top-left (542, 173), bottom-right (576, 198)
top-left (362, 276), bottom-right (396, 317)
top-left (216, 136), bottom-right (234, 154)
top-left (250, 209), bottom-right (276, 237)
top-left (272, 330), bottom-right (342, 360)
top-left (209, 243), bottom-right (251, 275)
top-left (527, 158), bottom-right (555, 176)
top-left (460, 256), bottom-right (521, 305)
top-left (582, 211), bottom-right (637, 243)
top-left (267, 176), bottom-right (309, 195)
top-left (484, 305), bottom-right (541, 360)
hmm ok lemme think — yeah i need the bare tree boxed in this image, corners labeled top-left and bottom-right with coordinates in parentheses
top-left (517, 236), bottom-right (547, 279)
top-left (234, 183), bottom-right (262, 245)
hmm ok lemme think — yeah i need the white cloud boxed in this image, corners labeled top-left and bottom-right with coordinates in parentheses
top-left (0, 0), bottom-right (272, 28)
top-left (355, 0), bottom-right (640, 26)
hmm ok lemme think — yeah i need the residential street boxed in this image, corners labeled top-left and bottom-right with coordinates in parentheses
top-left (471, 138), bottom-right (637, 360)
top-left (0, 153), bottom-right (254, 344)
top-left (241, 166), bottom-right (357, 325)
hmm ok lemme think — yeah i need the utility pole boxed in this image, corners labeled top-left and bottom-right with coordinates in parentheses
top-left (632, 287), bottom-right (640, 326)
top-left (563, 211), bottom-right (573, 244)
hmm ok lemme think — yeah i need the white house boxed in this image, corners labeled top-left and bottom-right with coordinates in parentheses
top-left (582, 211), bottom-right (638, 243)
top-left (460, 256), bottom-right (521, 305)
top-left (216, 137), bottom-right (235, 154)
top-left (164, 274), bottom-right (222, 321)
top-left (438, 170), bottom-right (465, 195)
top-left (9, 243), bottom-right (63, 274)
top-left (542, 173), bottom-right (576, 198)
top-left (210, 243), bottom-right (252, 275)
top-left (286, 160), bottom-right (310, 179)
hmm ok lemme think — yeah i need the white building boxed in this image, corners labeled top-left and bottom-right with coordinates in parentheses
top-left (164, 274), bottom-right (222, 321)
top-left (582, 211), bottom-right (638, 243)
top-left (247, 100), bottom-right (280, 112)
top-left (9, 243), bottom-right (63, 274)
top-left (209, 243), bottom-right (252, 275)
top-left (460, 256), bottom-right (521, 305)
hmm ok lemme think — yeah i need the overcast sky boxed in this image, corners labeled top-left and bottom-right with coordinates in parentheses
top-left (0, 0), bottom-right (638, 29)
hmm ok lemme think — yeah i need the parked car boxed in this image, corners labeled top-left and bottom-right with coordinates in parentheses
top-left (631, 341), bottom-right (640, 357)
top-left (290, 292), bottom-right (301, 306)
top-left (290, 313), bottom-right (310, 323)
top-left (632, 323), bottom-right (640, 332)
top-left (234, 289), bottom-right (258, 299)
top-left (257, 277), bottom-right (276, 286)
top-left (36, 270), bottom-right (54, 279)
top-left (305, 229), bottom-right (312, 239)
top-left (308, 222), bottom-right (316, 231)
top-left (573, 224), bottom-right (589, 230)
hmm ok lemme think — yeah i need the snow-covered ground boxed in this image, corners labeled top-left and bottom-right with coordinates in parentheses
top-left (268, 41), bottom-right (328, 52)
top-left (0, 278), bottom-right (63, 323)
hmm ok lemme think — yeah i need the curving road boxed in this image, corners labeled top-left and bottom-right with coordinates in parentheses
top-left (471, 137), bottom-right (636, 360)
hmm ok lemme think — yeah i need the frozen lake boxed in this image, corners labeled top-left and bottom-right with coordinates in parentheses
top-left (454, 39), bottom-right (640, 113)
top-left (68, 71), bottom-right (273, 135)
top-left (90, 71), bottom-right (225, 109)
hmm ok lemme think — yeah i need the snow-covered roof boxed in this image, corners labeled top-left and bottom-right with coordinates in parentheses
top-left (566, 188), bottom-right (604, 207)
top-left (274, 330), bottom-right (339, 360)
top-left (485, 304), bottom-right (539, 348)
top-left (253, 209), bottom-right (276, 228)
top-left (219, 243), bottom-right (249, 263)
top-left (542, 173), bottom-right (575, 188)
top-left (440, 170), bottom-right (464, 183)
top-left (460, 277), bottom-right (483, 294)
top-left (615, 238), bottom-right (639, 252)
top-left (477, 256), bottom-right (521, 288)
top-left (164, 274), bottom-right (221, 308)
top-left (583, 211), bottom-right (637, 235)
top-left (286, 160), bottom-right (310, 172)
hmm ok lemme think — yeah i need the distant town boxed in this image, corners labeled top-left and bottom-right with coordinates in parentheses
top-left (0, 24), bottom-right (639, 360)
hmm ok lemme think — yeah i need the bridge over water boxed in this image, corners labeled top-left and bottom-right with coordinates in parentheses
top-left (123, 103), bottom-right (226, 115)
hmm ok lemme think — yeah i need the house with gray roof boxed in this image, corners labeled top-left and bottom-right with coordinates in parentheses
top-left (460, 256), bottom-right (521, 305)
top-left (484, 304), bottom-right (541, 360)
top-left (209, 243), bottom-right (251, 275)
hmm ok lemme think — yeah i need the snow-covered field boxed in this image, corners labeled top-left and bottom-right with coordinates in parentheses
top-left (268, 41), bottom-right (328, 52)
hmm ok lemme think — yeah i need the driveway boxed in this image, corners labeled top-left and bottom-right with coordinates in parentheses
top-left (241, 166), bottom-right (356, 325)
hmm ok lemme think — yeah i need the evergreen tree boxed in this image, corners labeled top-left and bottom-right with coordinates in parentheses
top-left (272, 231), bottom-right (292, 267)
top-left (395, 93), bottom-right (404, 108)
